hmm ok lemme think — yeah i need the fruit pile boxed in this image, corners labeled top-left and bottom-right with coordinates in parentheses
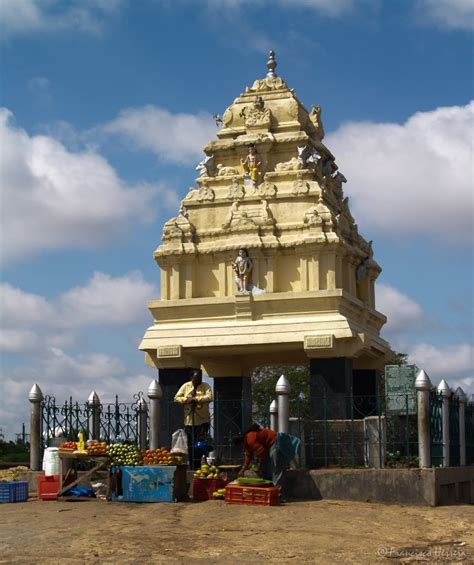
top-left (212, 488), bottom-right (226, 499)
top-left (60, 441), bottom-right (77, 450)
top-left (140, 448), bottom-right (179, 465)
top-left (87, 441), bottom-right (108, 455)
top-left (193, 464), bottom-right (221, 479)
top-left (107, 443), bottom-right (141, 466)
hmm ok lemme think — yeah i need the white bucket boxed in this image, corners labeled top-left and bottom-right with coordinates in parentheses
top-left (43, 447), bottom-right (59, 476)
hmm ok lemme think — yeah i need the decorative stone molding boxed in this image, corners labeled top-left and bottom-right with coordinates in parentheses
top-left (162, 204), bottom-right (196, 242)
top-left (292, 173), bottom-right (309, 195)
top-left (246, 75), bottom-right (288, 92)
top-left (303, 206), bottom-right (323, 226)
top-left (196, 182), bottom-right (215, 201)
top-left (222, 107), bottom-right (233, 127)
top-left (244, 96), bottom-right (272, 130)
top-left (256, 179), bottom-right (277, 198)
top-left (226, 176), bottom-right (245, 200)
top-left (157, 345), bottom-right (182, 358)
top-left (304, 335), bottom-right (333, 349)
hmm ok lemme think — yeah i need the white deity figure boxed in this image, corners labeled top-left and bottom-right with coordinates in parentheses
top-left (232, 248), bottom-right (253, 292)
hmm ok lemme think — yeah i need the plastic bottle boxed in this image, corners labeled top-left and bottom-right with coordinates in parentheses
top-left (77, 431), bottom-right (86, 452)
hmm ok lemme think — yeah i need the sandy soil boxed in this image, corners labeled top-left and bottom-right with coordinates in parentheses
top-left (0, 497), bottom-right (472, 564)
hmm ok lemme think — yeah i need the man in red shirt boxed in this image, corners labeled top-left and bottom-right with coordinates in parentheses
top-left (233, 424), bottom-right (300, 490)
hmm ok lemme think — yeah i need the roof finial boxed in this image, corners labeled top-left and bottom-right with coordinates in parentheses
top-left (267, 50), bottom-right (277, 78)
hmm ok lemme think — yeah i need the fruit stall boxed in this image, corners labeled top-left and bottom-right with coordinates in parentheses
top-left (40, 438), bottom-right (187, 502)
top-left (30, 435), bottom-right (281, 506)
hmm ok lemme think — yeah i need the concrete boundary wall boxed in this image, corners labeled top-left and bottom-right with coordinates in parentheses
top-left (285, 467), bottom-right (474, 506)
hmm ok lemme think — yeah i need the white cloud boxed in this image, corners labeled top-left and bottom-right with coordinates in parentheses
top-left (326, 102), bottom-right (474, 243)
top-left (203, 0), bottom-right (357, 17)
top-left (101, 105), bottom-right (218, 165)
top-left (377, 283), bottom-right (424, 333)
top-left (0, 271), bottom-right (158, 350)
top-left (59, 271), bottom-right (157, 326)
top-left (0, 108), bottom-right (165, 264)
top-left (407, 343), bottom-right (474, 390)
top-left (415, 0), bottom-right (474, 31)
top-left (0, 0), bottom-right (124, 38)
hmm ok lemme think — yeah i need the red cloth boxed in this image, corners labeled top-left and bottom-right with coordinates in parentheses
top-left (243, 428), bottom-right (277, 467)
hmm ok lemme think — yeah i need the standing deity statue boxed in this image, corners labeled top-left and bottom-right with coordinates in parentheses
top-left (232, 248), bottom-right (253, 292)
top-left (240, 144), bottom-right (262, 186)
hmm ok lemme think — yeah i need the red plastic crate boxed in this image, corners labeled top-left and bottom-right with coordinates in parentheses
top-left (38, 475), bottom-right (60, 500)
top-left (192, 478), bottom-right (227, 501)
top-left (225, 484), bottom-right (280, 506)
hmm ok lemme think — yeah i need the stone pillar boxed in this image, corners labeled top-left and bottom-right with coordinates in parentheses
top-left (87, 391), bottom-right (101, 440)
top-left (269, 400), bottom-right (278, 432)
top-left (300, 257), bottom-right (308, 291)
top-left (28, 384), bottom-right (43, 471)
top-left (326, 253), bottom-right (336, 290)
top-left (310, 358), bottom-right (353, 419)
top-left (265, 256), bottom-right (274, 293)
top-left (138, 397), bottom-right (148, 451)
top-left (415, 369), bottom-right (432, 468)
top-left (214, 377), bottom-right (252, 462)
top-left (148, 379), bottom-right (163, 450)
top-left (310, 253), bottom-right (320, 290)
top-left (438, 379), bottom-right (451, 468)
top-left (276, 375), bottom-right (290, 433)
top-left (157, 368), bottom-right (191, 448)
top-left (170, 263), bottom-right (180, 299)
top-left (455, 387), bottom-right (467, 466)
top-left (160, 266), bottom-right (169, 300)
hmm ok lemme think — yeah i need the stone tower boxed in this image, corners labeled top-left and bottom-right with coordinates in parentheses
top-left (139, 52), bottom-right (391, 440)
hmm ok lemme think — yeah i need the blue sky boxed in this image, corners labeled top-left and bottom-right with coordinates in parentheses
top-left (0, 0), bottom-right (473, 439)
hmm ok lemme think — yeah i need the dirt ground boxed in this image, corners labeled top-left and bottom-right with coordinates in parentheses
top-left (0, 497), bottom-right (472, 564)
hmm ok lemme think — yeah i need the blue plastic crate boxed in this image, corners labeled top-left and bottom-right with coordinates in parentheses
top-left (0, 482), bottom-right (15, 503)
top-left (14, 481), bottom-right (29, 502)
top-left (0, 481), bottom-right (29, 503)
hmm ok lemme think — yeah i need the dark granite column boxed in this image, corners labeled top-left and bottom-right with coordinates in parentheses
top-left (309, 358), bottom-right (353, 419)
top-left (158, 368), bottom-right (193, 448)
top-left (213, 377), bottom-right (252, 463)
top-left (352, 369), bottom-right (380, 419)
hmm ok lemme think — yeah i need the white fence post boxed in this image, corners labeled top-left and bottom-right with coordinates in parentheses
top-left (276, 375), bottom-right (290, 434)
top-left (438, 379), bottom-right (451, 468)
top-left (87, 391), bottom-right (101, 440)
top-left (28, 384), bottom-right (43, 471)
top-left (269, 400), bottom-right (278, 431)
top-left (415, 370), bottom-right (432, 468)
top-left (148, 379), bottom-right (163, 450)
top-left (455, 387), bottom-right (466, 466)
top-left (138, 396), bottom-right (148, 450)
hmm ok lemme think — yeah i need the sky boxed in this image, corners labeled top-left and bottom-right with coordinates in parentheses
top-left (0, 0), bottom-right (473, 439)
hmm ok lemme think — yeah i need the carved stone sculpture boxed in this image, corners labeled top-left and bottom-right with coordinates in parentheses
top-left (196, 155), bottom-right (215, 177)
top-left (232, 248), bottom-right (253, 292)
top-left (217, 164), bottom-right (240, 177)
top-left (309, 104), bottom-right (325, 140)
top-left (241, 144), bottom-right (262, 186)
top-left (275, 157), bottom-right (303, 171)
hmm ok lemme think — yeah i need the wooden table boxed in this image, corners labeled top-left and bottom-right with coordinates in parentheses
top-left (57, 452), bottom-right (111, 499)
